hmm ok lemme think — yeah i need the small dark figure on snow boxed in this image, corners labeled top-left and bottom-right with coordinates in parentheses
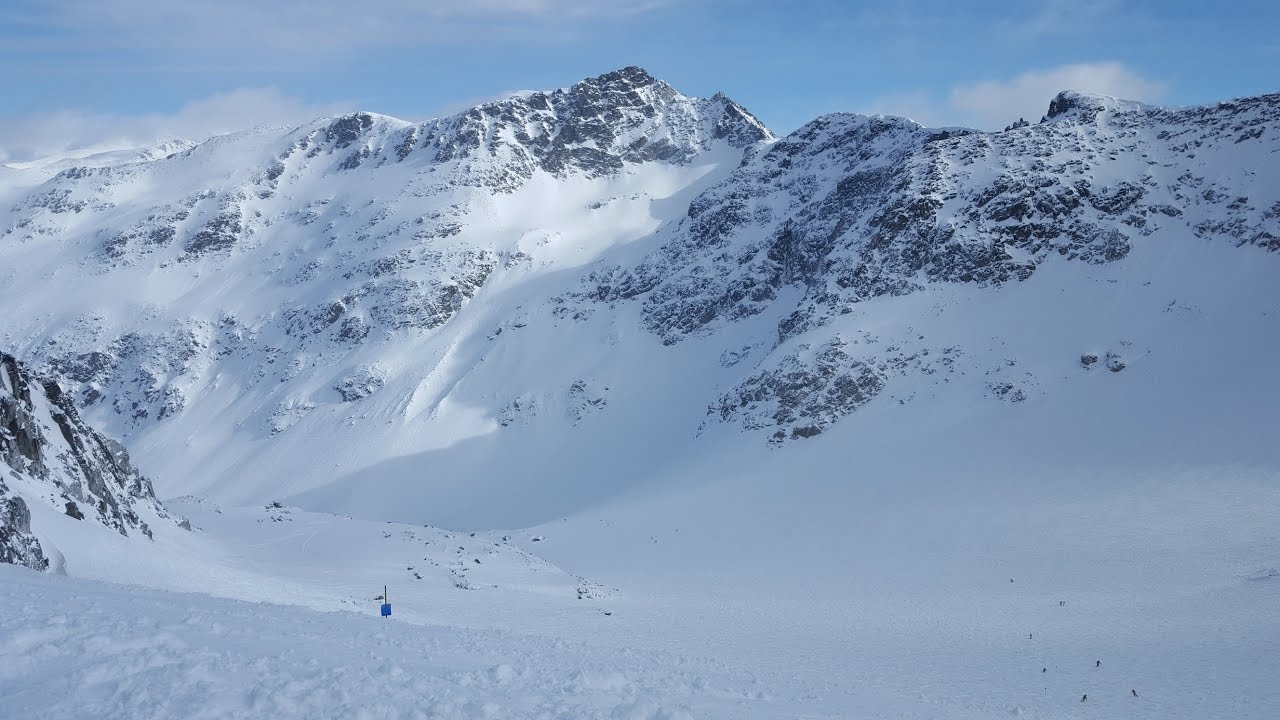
top-left (1081, 694), bottom-right (1088, 702)
top-left (1132, 689), bottom-right (1138, 697)
top-left (1059, 601), bottom-right (1066, 606)
top-left (1029, 633), bottom-right (1033, 639)
top-left (1096, 660), bottom-right (1101, 667)
top-left (1042, 668), bottom-right (1047, 673)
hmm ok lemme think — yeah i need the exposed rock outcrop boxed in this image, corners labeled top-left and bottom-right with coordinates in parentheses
top-left (577, 91), bottom-right (1280, 349)
top-left (0, 479), bottom-right (46, 571)
top-left (1, 352), bottom-right (175, 569)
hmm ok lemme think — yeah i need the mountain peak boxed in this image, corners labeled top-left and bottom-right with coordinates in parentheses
top-left (578, 66), bottom-right (658, 92)
top-left (1044, 90), bottom-right (1152, 121)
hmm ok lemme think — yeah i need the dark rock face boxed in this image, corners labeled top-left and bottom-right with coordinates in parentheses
top-left (711, 339), bottom-right (886, 443)
top-left (1081, 351), bottom-right (1126, 372)
top-left (566, 380), bottom-right (608, 426)
top-left (987, 382), bottom-right (1028, 402)
top-left (326, 113), bottom-right (376, 149)
top-left (0, 480), bottom-right (47, 571)
top-left (1042, 91), bottom-right (1149, 123)
top-left (334, 365), bottom-right (387, 402)
top-left (0, 352), bottom-right (174, 569)
top-left (184, 209), bottom-right (243, 257)
top-left (365, 249), bottom-right (497, 331)
top-left (2, 357), bottom-right (47, 477)
top-left (42, 325), bottom-right (204, 428)
top-left (1045, 92), bottom-right (1083, 120)
top-left (579, 114), bottom-right (945, 345)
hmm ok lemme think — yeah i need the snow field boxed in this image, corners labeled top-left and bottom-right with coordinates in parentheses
top-left (0, 566), bottom-right (788, 720)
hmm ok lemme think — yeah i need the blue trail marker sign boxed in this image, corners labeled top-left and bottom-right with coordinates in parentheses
top-left (381, 585), bottom-right (392, 618)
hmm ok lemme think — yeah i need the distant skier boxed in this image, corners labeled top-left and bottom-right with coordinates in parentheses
top-left (1096, 660), bottom-right (1101, 668)
top-left (1029, 633), bottom-right (1033, 639)
top-left (1132, 689), bottom-right (1138, 697)
top-left (1081, 694), bottom-right (1087, 702)
top-left (1059, 601), bottom-right (1066, 606)
top-left (1042, 668), bottom-right (1047, 673)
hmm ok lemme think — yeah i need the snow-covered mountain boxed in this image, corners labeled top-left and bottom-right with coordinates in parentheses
top-left (2, 68), bottom-right (1280, 720)
top-left (573, 89), bottom-right (1280, 440)
top-left (0, 67), bottom-right (774, 505)
top-left (0, 69), bottom-right (1277, 522)
top-left (1, 351), bottom-right (175, 570)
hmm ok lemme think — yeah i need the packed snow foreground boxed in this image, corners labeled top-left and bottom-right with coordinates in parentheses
top-left (2, 68), bottom-right (1280, 718)
top-left (3, 457), bottom-right (1279, 719)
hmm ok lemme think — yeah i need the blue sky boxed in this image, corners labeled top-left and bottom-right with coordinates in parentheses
top-left (1, 0), bottom-right (1277, 161)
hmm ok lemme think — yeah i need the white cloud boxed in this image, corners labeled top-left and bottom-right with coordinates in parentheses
top-left (1012, 0), bottom-right (1124, 37)
top-left (0, 88), bottom-right (352, 164)
top-left (0, 0), bottom-right (676, 164)
top-left (860, 90), bottom-right (948, 128)
top-left (6, 0), bottom-right (668, 54)
top-left (946, 62), bottom-right (1167, 128)
top-left (861, 61), bottom-right (1167, 130)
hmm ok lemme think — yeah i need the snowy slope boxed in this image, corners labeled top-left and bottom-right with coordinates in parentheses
top-left (0, 565), bottom-right (792, 720)
top-left (0, 67), bottom-right (773, 506)
top-left (2, 79), bottom-right (1275, 515)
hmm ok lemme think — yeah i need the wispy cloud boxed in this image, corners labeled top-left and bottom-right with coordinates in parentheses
top-left (862, 61), bottom-right (1167, 129)
top-left (947, 62), bottom-right (1166, 127)
top-left (0, 0), bottom-right (673, 165)
top-left (0, 88), bottom-right (352, 164)
top-left (1, 0), bottom-right (669, 54)
top-left (1009, 0), bottom-right (1126, 37)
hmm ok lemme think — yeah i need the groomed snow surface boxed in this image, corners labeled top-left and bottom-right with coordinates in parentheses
top-left (3, 457), bottom-right (1278, 719)
top-left (1, 567), bottom-right (764, 720)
